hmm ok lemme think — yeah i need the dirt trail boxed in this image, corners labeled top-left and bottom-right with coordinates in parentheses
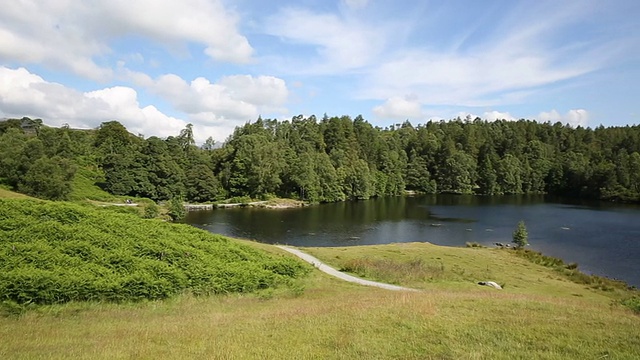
top-left (276, 245), bottom-right (419, 292)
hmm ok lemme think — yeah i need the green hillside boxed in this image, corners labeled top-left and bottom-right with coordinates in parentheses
top-left (0, 199), bottom-right (309, 307)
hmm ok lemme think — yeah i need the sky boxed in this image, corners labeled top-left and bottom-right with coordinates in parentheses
top-left (1, 0), bottom-right (639, 143)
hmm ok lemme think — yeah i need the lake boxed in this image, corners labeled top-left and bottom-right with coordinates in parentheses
top-left (184, 195), bottom-right (640, 287)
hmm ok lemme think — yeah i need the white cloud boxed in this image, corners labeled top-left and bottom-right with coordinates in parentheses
top-left (355, 3), bottom-right (624, 109)
top-left (137, 72), bottom-right (289, 126)
top-left (1, 66), bottom-right (291, 142)
top-left (218, 75), bottom-right (289, 110)
top-left (363, 48), bottom-right (595, 107)
top-left (538, 109), bottom-right (589, 127)
top-left (483, 111), bottom-right (516, 121)
top-left (0, 66), bottom-right (186, 138)
top-left (265, 8), bottom-right (388, 73)
top-left (450, 110), bottom-right (516, 122)
top-left (0, 0), bottom-right (252, 80)
top-left (373, 96), bottom-right (423, 120)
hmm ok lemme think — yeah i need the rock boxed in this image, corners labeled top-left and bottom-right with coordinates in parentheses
top-left (478, 281), bottom-right (503, 290)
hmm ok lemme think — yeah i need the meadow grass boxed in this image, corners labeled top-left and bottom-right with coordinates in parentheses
top-left (0, 187), bottom-right (36, 200)
top-left (1, 242), bottom-right (639, 359)
top-left (304, 242), bottom-right (637, 303)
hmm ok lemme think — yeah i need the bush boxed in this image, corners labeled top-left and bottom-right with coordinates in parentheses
top-left (0, 199), bottom-right (310, 306)
top-left (621, 296), bottom-right (640, 313)
top-left (465, 242), bottom-right (484, 248)
top-left (167, 197), bottom-right (186, 222)
top-left (226, 196), bottom-right (252, 204)
top-left (143, 202), bottom-right (159, 219)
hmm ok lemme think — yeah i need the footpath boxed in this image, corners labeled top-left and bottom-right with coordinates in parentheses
top-left (276, 245), bottom-right (419, 292)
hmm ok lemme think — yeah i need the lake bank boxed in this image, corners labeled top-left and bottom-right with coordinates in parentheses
top-left (184, 198), bottom-right (307, 211)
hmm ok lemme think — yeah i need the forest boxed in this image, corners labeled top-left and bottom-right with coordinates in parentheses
top-left (1, 115), bottom-right (639, 204)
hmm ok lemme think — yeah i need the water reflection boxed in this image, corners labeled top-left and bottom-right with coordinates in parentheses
top-left (185, 195), bottom-right (640, 287)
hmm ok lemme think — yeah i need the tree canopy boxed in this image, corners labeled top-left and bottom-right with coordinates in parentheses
top-left (1, 115), bottom-right (640, 204)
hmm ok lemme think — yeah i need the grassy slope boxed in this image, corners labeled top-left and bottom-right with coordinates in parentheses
top-left (0, 199), bottom-right (309, 305)
top-left (1, 241), bottom-right (639, 359)
top-left (69, 166), bottom-right (122, 202)
top-left (305, 243), bottom-right (633, 302)
top-left (0, 188), bottom-right (36, 200)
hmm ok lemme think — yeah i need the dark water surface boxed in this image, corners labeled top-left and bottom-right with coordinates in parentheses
top-left (184, 195), bottom-right (640, 287)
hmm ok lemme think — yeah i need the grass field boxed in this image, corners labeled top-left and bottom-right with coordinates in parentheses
top-left (1, 241), bottom-right (639, 359)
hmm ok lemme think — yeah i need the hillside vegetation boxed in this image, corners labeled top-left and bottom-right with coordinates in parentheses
top-left (0, 199), bottom-right (309, 308)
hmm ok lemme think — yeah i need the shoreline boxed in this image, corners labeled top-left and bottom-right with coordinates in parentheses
top-left (184, 198), bottom-right (308, 211)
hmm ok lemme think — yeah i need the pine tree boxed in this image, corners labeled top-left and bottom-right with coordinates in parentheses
top-left (512, 221), bottom-right (529, 248)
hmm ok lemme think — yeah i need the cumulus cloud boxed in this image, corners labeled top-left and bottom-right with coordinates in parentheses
top-left (373, 96), bottom-right (423, 120)
top-left (0, 0), bottom-right (252, 80)
top-left (538, 109), bottom-right (589, 127)
top-left (0, 66), bottom-right (186, 138)
top-left (131, 72), bottom-right (289, 130)
top-left (483, 111), bottom-right (516, 121)
top-left (218, 75), bottom-right (289, 110)
top-left (1, 66), bottom-right (291, 142)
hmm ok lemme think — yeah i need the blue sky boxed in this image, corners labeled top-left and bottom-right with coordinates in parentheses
top-left (1, 0), bottom-right (639, 142)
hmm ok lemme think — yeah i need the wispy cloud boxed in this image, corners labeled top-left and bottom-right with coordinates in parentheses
top-left (361, 2), bottom-right (620, 108)
top-left (263, 7), bottom-right (391, 74)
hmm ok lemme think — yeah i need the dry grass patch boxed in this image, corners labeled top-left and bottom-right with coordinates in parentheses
top-left (0, 188), bottom-right (35, 199)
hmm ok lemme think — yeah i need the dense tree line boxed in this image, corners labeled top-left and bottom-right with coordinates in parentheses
top-left (1, 115), bottom-right (639, 203)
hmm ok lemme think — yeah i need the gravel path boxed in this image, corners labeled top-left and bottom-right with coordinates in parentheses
top-left (276, 245), bottom-right (419, 292)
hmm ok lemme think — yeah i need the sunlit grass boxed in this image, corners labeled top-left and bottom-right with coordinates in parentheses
top-left (68, 166), bottom-right (119, 202)
top-left (1, 267), bottom-right (638, 359)
top-left (0, 187), bottom-right (35, 199)
top-left (304, 242), bottom-right (635, 303)
top-left (1, 241), bottom-right (639, 359)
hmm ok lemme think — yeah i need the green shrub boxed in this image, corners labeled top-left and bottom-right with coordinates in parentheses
top-left (0, 199), bottom-right (310, 307)
top-left (621, 296), bottom-right (640, 313)
top-left (167, 197), bottom-right (186, 221)
top-left (143, 202), bottom-right (160, 219)
top-left (465, 242), bottom-right (483, 248)
top-left (226, 196), bottom-right (252, 204)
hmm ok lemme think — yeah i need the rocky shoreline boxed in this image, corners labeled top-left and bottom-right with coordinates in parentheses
top-left (184, 199), bottom-right (307, 211)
